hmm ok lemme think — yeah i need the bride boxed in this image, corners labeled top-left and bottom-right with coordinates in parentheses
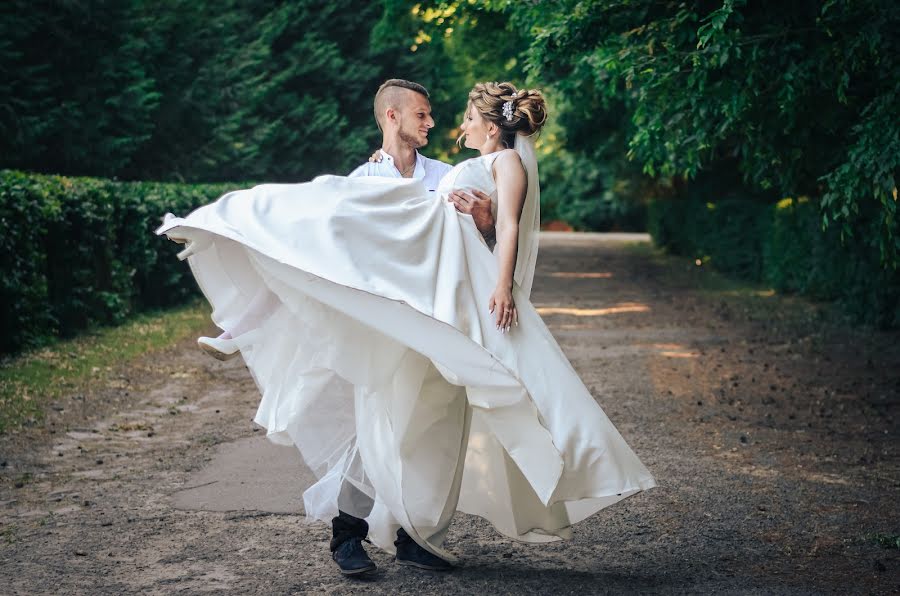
top-left (156, 81), bottom-right (656, 575)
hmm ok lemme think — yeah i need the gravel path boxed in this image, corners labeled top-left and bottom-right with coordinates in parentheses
top-left (1, 233), bottom-right (898, 594)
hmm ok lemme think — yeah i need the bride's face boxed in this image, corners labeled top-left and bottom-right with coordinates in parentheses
top-left (460, 103), bottom-right (494, 151)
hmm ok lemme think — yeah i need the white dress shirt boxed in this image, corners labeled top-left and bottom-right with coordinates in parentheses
top-left (348, 149), bottom-right (452, 193)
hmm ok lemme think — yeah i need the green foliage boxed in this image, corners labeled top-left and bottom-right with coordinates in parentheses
top-left (541, 149), bottom-right (647, 231)
top-left (397, 1), bottom-right (648, 230)
top-left (0, 172), bottom-right (56, 350)
top-left (0, 170), bottom-right (237, 354)
top-left (0, 0), bottom-right (656, 231)
top-left (472, 0), bottom-right (900, 262)
top-left (0, 0), bottom-right (160, 176)
top-left (189, 0), bottom-right (397, 181)
top-left (648, 197), bottom-right (768, 280)
top-left (1, 0), bottom-right (404, 182)
top-left (373, 0), bottom-right (531, 162)
top-left (765, 198), bottom-right (842, 299)
top-left (650, 196), bottom-right (900, 328)
top-left (820, 83), bottom-right (900, 267)
top-left (868, 534), bottom-right (900, 550)
top-left (767, 197), bottom-right (900, 325)
top-left (3, 0), bottom-right (899, 324)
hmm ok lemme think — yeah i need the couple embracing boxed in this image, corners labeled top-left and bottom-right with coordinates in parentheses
top-left (157, 78), bottom-right (656, 577)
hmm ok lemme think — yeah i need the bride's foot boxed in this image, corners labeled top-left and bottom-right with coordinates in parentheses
top-left (197, 334), bottom-right (239, 361)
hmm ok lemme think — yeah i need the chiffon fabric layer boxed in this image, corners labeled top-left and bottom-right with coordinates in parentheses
top-left (156, 152), bottom-right (656, 560)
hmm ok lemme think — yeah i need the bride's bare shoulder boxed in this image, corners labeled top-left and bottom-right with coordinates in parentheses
top-left (491, 149), bottom-right (526, 177)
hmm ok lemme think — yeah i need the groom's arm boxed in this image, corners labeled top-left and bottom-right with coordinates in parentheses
top-left (448, 190), bottom-right (497, 249)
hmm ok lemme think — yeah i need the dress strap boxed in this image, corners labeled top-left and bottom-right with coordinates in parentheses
top-left (481, 150), bottom-right (504, 168)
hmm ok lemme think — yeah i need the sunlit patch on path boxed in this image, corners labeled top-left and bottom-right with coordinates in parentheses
top-left (548, 272), bottom-right (614, 279)
top-left (638, 342), bottom-right (700, 359)
top-left (536, 302), bottom-right (650, 317)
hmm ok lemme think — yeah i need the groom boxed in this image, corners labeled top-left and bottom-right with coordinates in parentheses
top-left (349, 78), bottom-right (496, 245)
top-left (328, 79), bottom-right (496, 577)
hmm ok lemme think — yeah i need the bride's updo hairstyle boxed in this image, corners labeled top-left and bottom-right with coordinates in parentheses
top-left (466, 81), bottom-right (548, 148)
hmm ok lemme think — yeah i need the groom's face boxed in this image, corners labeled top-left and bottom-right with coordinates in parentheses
top-left (396, 90), bottom-right (435, 149)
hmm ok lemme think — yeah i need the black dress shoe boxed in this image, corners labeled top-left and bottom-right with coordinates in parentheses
top-left (394, 528), bottom-right (452, 571)
top-left (332, 537), bottom-right (377, 576)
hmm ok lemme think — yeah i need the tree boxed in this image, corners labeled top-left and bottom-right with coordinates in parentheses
top-left (498, 0), bottom-right (899, 263)
top-left (0, 0), bottom-right (159, 177)
top-left (1, 0), bottom-right (421, 182)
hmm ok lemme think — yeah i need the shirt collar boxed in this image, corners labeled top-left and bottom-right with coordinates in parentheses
top-left (380, 148), bottom-right (424, 178)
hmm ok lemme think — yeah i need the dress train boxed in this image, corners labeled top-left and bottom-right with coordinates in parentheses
top-left (157, 170), bottom-right (656, 558)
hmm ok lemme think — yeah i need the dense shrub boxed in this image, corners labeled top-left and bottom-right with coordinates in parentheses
top-left (648, 197), bottom-right (769, 280)
top-left (0, 170), bottom-right (239, 354)
top-left (649, 196), bottom-right (900, 328)
top-left (766, 198), bottom-right (900, 326)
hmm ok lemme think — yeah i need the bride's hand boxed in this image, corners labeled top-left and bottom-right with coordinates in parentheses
top-left (368, 149), bottom-right (384, 163)
top-left (489, 285), bottom-right (517, 332)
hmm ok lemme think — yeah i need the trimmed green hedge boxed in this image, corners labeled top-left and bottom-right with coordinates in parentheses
top-left (648, 196), bottom-right (900, 328)
top-left (1, 170), bottom-right (241, 354)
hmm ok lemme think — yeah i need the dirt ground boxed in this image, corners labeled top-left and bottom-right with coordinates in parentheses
top-left (1, 232), bottom-right (899, 595)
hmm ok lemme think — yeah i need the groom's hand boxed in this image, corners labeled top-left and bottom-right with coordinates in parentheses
top-left (448, 189), bottom-right (496, 243)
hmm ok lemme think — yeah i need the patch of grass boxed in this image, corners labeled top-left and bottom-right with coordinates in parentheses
top-left (36, 512), bottom-right (57, 529)
top-left (108, 422), bottom-right (153, 432)
top-left (197, 433), bottom-right (222, 447)
top-left (0, 300), bottom-right (211, 433)
top-left (621, 240), bottom-right (654, 254)
top-left (13, 472), bottom-right (33, 488)
top-left (868, 533), bottom-right (900, 550)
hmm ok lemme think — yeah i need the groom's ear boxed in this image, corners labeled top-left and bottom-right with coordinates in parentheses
top-left (385, 107), bottom-right (399, 126)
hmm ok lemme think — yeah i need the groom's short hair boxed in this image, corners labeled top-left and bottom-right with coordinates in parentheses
top-left (374, 79), bottom-right (430, 130)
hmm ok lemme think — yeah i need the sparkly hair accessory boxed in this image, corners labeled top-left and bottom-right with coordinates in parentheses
top-left (502, 100), bottom-right (514, 121)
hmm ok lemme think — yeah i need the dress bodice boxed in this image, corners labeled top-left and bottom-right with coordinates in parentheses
top-left (436, 153), bottom-right (502, 221)
top-left (434, 148), bottom-right (538, 298)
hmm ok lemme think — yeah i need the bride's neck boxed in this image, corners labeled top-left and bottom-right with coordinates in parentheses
top-left (478, 138), bottom-right (504, 156)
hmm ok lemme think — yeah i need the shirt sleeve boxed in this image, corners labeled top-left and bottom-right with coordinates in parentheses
top-left (437, 161), bottom-right (453, 177)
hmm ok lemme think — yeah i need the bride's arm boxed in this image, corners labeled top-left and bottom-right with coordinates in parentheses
top-left (489, 150), bottom-right (527, 331)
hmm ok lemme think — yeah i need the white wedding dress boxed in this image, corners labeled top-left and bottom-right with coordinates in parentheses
top-left (156, 140), bottom-right (656, 560)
